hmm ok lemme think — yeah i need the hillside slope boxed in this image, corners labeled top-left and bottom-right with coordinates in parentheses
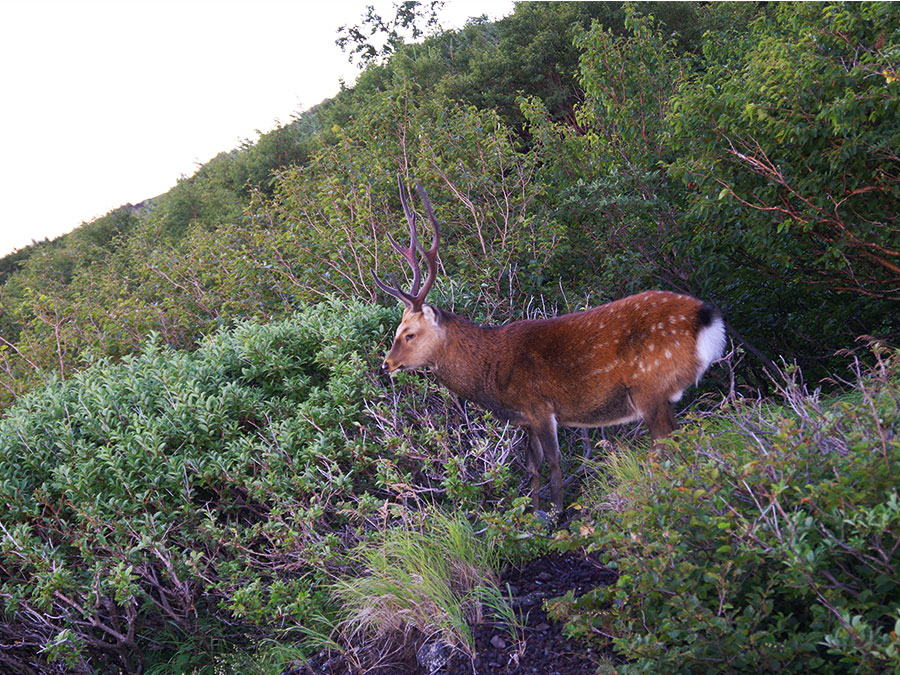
top-left (0, 3), bottom-right (898, 671)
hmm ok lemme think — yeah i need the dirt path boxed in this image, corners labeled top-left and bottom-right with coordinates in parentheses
top-left (444, 552), bottom-right (617, 674)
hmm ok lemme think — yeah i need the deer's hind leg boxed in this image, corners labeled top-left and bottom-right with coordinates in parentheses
top-left (640, 397), bottom-right (677, 448)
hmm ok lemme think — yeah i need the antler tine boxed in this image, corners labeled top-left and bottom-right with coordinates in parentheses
top-left (413, 180), bottom-right (441, 303)
top-left (386, 175), bottom-right (422, 295)
top-left (372, 269), bottom-right (417, 309)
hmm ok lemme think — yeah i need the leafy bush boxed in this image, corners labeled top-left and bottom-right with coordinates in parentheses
top-left (520, 7), bottom-right (687, 301)
top-left (667, 1), bottom-right (900, 373)
top-left (0, 299), bottom-right (531, 672)
top-left (551, 348), bottom-right (900, 673)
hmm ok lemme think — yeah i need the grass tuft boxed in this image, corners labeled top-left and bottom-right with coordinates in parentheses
top-left (331, 508), bottom-right (519, 663)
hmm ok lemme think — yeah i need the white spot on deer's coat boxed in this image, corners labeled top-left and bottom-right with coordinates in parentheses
top-left (665, 350), bottom-right (672, 359)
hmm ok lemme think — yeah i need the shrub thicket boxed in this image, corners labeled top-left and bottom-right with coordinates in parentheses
top-left (552, 348), bottom-right (900, 673)
top-left (0, 300), bottom-right (537, 672)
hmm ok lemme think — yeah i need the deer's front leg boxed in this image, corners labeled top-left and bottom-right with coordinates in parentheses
top-left (525, 430), bottom-right (544, 511)
top-left (534, 417), bottom-right (562, 515)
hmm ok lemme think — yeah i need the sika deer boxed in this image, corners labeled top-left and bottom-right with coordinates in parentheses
top-left (374, 177), bottom-right (726, 513)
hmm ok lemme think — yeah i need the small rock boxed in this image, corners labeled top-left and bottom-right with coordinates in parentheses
top-left (417, 640), bottom-right (452, 674)
top-left (490, 635), bottom-right (506, 650)
top-left (534, 622), bottom-right (551, 631)
top-left (320, 654), bottom-right (348, 672)
top-left (537, 571), bottom-right (554, 582)
top-left (512, 590), bottom-right (545, 608)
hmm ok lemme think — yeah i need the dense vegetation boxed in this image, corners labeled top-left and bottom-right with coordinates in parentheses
top-left (0, 2), bottom-right (897, 672)
top-left (0, 302), bottom-right (535, 671)
top-left (552, 347), bottom-right (900, 673)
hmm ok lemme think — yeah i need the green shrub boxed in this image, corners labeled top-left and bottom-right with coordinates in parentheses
top-left (552, 349), bottom-right (900, 673)
top-left (0, 298), bottom-right (530, 672)
top-left (666, 1), bottom-right (900, 377)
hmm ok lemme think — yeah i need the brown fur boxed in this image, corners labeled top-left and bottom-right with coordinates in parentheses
top-left (382, 290), bottom-right (721, 513)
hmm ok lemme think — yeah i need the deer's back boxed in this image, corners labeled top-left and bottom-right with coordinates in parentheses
top-left (490, 291), bottom-right (718, 427)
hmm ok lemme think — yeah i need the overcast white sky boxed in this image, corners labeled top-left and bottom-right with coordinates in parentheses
top-left (0, 0), bottom-right (515, 258)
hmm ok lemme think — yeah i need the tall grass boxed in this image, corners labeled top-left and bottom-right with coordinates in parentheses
top-left (331, 508), bottom-right (518, 664)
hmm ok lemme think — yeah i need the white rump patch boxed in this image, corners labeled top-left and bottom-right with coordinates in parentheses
top-left (695, 313), bottom-right (726, 381)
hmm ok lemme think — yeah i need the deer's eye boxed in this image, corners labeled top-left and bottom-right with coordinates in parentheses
top-left (405, 333), bottom-right (416, 342)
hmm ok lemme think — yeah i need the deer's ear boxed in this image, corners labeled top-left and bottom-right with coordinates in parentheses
top-left (422, 305), bottom-right (440, 326)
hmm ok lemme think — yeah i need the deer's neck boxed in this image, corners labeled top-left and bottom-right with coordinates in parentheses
top-left (431, 309), bottom-right (507, 412)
